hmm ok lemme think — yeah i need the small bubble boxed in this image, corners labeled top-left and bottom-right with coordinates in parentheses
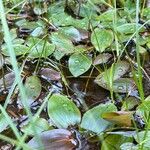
top-left (63, 103), bottom-right (68, 107)
top-left (80, 68), bottom-right (85, 72)
top-left (117, 86), bottom-right (124, 91)
top-left (75, 60), bottom-right (80, 63)
top-left (118, 68), bottom-right (124, 72)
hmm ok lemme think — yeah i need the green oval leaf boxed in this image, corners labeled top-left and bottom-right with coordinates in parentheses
top-left (80, 103), bottom-right (117, 134)
top-left (26, 37), bottom-right (55, 58)
top-left (21, 118), bottom-right (50, 136)
top-left (69, 53), bottom-right (92, 77)
top-left (25, 76), bottom-right (42, 100)
top-left (116, 23), bottom-right (145, 34)
top-left (48, 94), bottom-right (81, 128)
top-left (91, 28), bottom-right (114, 52)
top-left (95, 61), bottom-right (130, 90)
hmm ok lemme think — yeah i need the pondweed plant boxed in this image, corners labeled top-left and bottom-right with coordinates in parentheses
top-left (0, 0), bottom-right (150, 150)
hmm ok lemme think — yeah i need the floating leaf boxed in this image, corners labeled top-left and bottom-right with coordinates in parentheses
top-left (21, 118), bottom-right (50, 136)
top-left (93, 53), bottom-right (112, 65)
top-left (69, 53), bottom-right (92, 77)
top-left (91, 28), bottom-right (114, 52)
top-left (95, 61), bottom-right (130, 90)
top-left (102, 111), bottom-right (134, 127)
top-left (26, 37), bottom-right (55, 58)
top-left (80, 103), bottom-right (117, 134)
top-left (48, 94), bottom-right (81, 128)
top-left (28, 129), bottom-right (76, 150)
top-left (25, 76), bottom-right (42, 101)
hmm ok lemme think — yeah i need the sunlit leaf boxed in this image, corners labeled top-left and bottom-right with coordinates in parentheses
top-left (69, 53), bottom-right (92, 77)
top-left (48, 94), bottom-right (81, 128)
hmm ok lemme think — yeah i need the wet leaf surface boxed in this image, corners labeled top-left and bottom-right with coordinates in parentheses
top-left (21, 118), bottom-right (50, 136)
top-left (25, 76), bottom-right (42, 101)
top-left (91, 28), bottom-right (114, 52)
top-left (48, 94), bottom-right (81, 128)
top-left (95, 61), bottom-right (130, 91)
top-left (69, 53), bottom-right (92, 77)
top-left (0, 0), bottom-right (150, 149)
top-left (80, 103), bottom-right (117, 134)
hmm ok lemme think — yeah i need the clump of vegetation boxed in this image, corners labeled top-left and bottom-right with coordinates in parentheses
top-left (0, 0), bottom-right (150, 149)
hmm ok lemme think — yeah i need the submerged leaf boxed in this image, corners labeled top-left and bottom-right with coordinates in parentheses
top-left (28, 129), bottom-right (77, 150)
top-left (48, 94), bottom-right (81, 128)
top-left (69, 53), bottom-right (92, 77)
top-left (91, 28), bottom-right (114, 52)
top-left (93, 53), bottom-right (112, 65)
top-left (112, 78), bottom-right (136, 93)
top-left (80, 103), bottom-right (117, 134)
top-left (95, 61), bottom-right (130, 90)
